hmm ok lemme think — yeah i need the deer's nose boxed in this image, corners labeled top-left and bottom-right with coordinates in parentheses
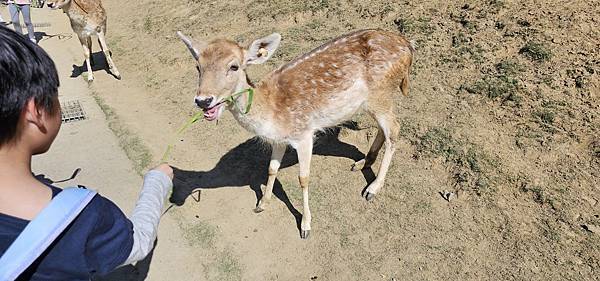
top-left (195, 97), bottom-right (213, 109)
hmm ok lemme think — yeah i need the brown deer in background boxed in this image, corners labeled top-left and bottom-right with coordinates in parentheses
top-left (46, 0), bottom-right (121, 82)
top-left (177, 29), bottom-right (414, 239)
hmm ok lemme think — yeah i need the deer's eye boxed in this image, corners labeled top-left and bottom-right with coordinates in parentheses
top-left (229, 65), bottom-right (239, 71)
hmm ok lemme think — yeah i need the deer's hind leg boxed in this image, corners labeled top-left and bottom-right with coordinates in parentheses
top-left (351, 127), bottom-right (385, 171)
top-left (359, 92), bottom-right (400, 201)
top-left (97, 29), bottom-right (121, 80)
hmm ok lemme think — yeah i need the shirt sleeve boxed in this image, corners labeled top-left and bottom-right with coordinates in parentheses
top-left (84, 196), bottom-right (134, 275)
top-left (122, 170), bottom-right (172, 265)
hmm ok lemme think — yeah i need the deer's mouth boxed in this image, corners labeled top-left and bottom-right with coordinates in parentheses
top-left (203, 103), bottom-right (224, 121)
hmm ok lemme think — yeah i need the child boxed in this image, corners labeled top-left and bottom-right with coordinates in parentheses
top-left (0, 25), bottom-right (173, 279)
top-left (6, 0), bottom-right (36, 43)
top-left (0, 1), bottom-right (5, 25)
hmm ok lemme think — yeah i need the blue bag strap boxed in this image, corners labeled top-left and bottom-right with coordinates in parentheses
top-left (0, 187), bottom-right (97, 280)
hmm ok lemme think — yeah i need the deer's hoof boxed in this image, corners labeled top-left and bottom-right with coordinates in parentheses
top-left (253, 206), bottom-right (265, 213)
top-left (300, 230), bottom-right (310, 239)
top-left (365, 192), bottom-right (376, 201)
top-left (115, 74), bottom-right (122, 80)
top-left (351, 159), bottom-right (365, 171)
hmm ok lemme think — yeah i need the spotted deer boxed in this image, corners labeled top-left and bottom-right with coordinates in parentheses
top-left (46, 0), bottom-right (120, 82)
top-left (177, 29), bottom-right (414, 239)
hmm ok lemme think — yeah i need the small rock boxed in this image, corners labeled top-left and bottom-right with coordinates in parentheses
top-left (581, 224), bottom-right (600, 233)
top-left (440, 190), bottom-right (455, 202)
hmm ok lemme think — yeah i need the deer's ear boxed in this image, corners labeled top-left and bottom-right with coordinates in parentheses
top-left (177, 31), bottom-right (206, 61)
top-left (244, 33), bottom-right (281, 65)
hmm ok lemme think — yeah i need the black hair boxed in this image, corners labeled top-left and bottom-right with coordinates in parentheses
top-left (0, 25), bottom-right (60, 146)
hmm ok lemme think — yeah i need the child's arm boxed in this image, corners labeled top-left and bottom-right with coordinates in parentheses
top-left (122, 164), bottom-right (173, 265)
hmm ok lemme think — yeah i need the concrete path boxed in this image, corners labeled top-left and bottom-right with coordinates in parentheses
top-left (24, 7), bottom-right (201, 281)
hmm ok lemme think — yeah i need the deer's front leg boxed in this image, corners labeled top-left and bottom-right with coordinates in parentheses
top-left (296, 136), bottom-right (313, 239)
top-left (79, 36), bottom-right (94, 82)
top-left (254, 143), bottom-right (286, 213)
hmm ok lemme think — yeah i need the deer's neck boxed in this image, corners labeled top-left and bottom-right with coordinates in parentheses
top-left (228, 76), bottom-right (279, 140)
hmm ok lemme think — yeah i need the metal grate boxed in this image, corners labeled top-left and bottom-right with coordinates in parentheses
top-left (61, 100), bottom-right (86, 123)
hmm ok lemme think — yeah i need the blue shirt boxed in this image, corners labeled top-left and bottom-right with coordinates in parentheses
top-left (0, 185), bottom-right (134, 280)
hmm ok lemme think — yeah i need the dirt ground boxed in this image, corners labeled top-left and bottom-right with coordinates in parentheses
top-left (25, 0), bottom-right (600, 280)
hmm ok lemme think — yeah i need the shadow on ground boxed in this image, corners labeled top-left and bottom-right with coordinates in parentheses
top-left (169, 124), bottom-right (376, 233)
top-left (70, 51), bottom-right (111, 78)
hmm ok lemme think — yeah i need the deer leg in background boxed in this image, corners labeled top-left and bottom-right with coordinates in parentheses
top-left (97, 30), bottom-right (121, 80)
top-left (351, 128), bottom-right (385, 172)
top-left (254, 143), bottom-right (286, 213)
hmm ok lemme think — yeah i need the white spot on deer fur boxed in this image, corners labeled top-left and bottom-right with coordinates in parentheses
top-left (319, 62), bottom-right (325, 68)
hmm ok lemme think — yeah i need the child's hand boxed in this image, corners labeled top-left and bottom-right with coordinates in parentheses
top-left (152, 163), bottom-right (174, 180)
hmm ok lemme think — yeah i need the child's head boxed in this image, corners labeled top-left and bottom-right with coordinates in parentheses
top-left (0, 26), bottom-right (61, 154)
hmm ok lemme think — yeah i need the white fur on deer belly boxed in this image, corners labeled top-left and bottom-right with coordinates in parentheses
top-left (81, 24), bottom-right (98, 36)
top-left (310, 79), bottom-right (368, 130)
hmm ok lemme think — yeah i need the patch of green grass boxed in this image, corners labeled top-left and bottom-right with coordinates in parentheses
top-left (466, 75), bottom-right (519, 99)
top-left (520, 185), bottom-right (558, 211)
top-left (495, 60), bottom-right (523, 76)
top-left (488, 0), bottom-right (505, 9)
top-left (522, 185), bottom-right (545, 204)
top-left (142, 15), bottom-right (155, 34)
top-left (182, 221), bottom-right (217, 248)
top-left (412, 200), bottom-right (432, 215)
top-left (394, 17), bottom-right (435, 36)
top-left (534, 109), bottom-right (555, 125)
top-left (541, 219), bottom-right (561, 242)
top-left (449, 31), bottom-right (485, 64)
top-left (590, 140), bottom-right (600, 159)
top-left (92, 93), bottom-right (152, 175)
top-left (415, 128), bottom-right (497, 196)
top-left (415, 128), bottom-right (498, 195)
top-left (246, 0), bottom-right (335, 21)
top-left (452, 32), bottom-right (471, 47)
top-left (215, 249), bottom-right (243, 281)
top-left (416, 128), bottom-right (459, 159)
top-left (519, 41), bottom-right (552, 62)
top-left (356, 2), bottom-right (394, 19)
top-left (462, 59), bottom-right (523, 102)
top-left (458, 17), bottom-right (477, 32)
top-left (301, 0), bottom-right (332, 13)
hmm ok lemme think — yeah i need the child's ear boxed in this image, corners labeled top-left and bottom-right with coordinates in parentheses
top-left (23, 99), bottom-right (44, 129)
